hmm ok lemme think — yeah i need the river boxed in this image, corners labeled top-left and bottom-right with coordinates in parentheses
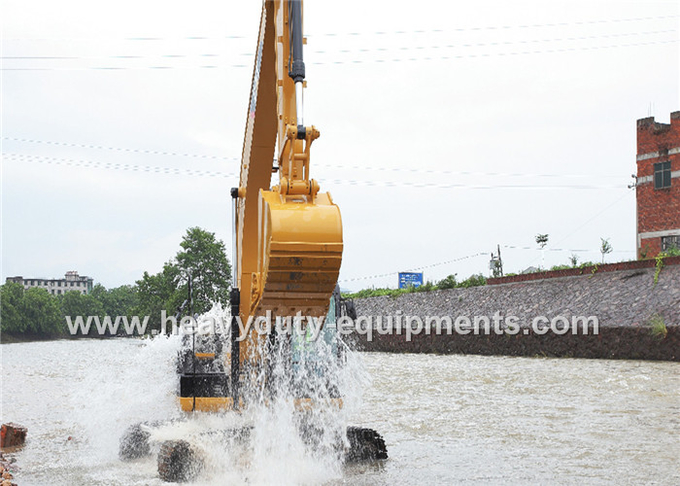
top-left (1, 338), bottom-right (679, 485)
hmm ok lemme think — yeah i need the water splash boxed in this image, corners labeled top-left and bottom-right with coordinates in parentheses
top-left (100, 301), bottom-right (370, 484)
top-left (71, 334), bottom-right (182, 465)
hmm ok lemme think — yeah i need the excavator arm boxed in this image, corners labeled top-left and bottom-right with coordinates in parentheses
top-left (231, 0), bottom-right (343, 398)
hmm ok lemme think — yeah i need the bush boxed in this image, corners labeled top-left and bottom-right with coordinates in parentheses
top-left (345, 271), bottom-right (488, 298)
top-left (343, 287), bottom-right (407, 299)
top-left (414, 281), bottom-right (437, 293)
top-left (436, 274), bottom-right (457, 289)
top-left (549, 264), bottom-right (572, 271)
top-left (457, 274), bottom-right (487, 288)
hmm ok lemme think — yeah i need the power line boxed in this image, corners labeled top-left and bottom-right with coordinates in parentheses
top-left (339, 252), bottom-right (486, 283)
top-left (311, 29), bottom-right (676, 54)
top-left (4, 29), bottom-right (674, 62)
top-left (551, 189), bottom-right (636, 248)
top-left (4, 152), bottom-right (629, 190)
top-left (503, 244), bottom-right (632, 253)
top-left (320, 164), bottom-right (627, 180)
top-left (5, 14), bottom-right (677, 42)
top-left (3, 153), bottom-right (239, 179)
top-left (2, 137), bottom-right (628, 179)
top-left (2, 137), bottom-right (238, 162)
top-left (312, 14), bottom-right (679, 37)
top-left (3, 135), bottom-right (628, 180)
top-left (312, 39), bottom-right (678, 65)
top-left (517, 189), bottom-right (636, 270)
top-left (322, 178), bottom-right (624, 190)
top-left (2, 39), bottom-right (676, 71)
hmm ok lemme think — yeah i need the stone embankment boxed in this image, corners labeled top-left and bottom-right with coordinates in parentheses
top-left (352, 259), bottom-right (680, 361)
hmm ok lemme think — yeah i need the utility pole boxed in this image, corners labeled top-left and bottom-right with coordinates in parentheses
top-left (497, 244), bottom-right (503, 277)
top-left (489, 244), bottom-right (504, 278)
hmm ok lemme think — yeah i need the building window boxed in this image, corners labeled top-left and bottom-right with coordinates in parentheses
top-left (654, 161), bottom-right (671, 189)
top-left (661, 235), bottom-right (680, 252)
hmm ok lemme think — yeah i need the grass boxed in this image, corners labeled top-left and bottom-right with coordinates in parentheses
top-left (650, 314), bottom-right (668, 340)
top-left (343, 273), bottom-right (487, 299)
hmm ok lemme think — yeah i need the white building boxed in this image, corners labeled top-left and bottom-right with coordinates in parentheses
top-left (6, 271), bottom-right (94, 295)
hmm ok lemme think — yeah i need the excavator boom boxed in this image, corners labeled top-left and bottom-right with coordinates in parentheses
top-left (232, 0), bottom-right (343, 386)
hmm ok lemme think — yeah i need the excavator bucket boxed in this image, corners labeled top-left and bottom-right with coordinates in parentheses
top-left (254, 190), bottom-right (343, 318)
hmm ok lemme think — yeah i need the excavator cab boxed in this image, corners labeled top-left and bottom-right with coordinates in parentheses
top-left (176, 287), bottom-right (347, 413)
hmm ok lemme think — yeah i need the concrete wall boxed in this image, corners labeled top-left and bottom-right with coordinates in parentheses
top-left (351, 262), bottom-right (680, 361)
top-left (487, 255), bottom-right (680, 285)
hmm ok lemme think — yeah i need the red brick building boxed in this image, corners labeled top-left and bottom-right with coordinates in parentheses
top-left (636, 111), bottom-right (680, 258)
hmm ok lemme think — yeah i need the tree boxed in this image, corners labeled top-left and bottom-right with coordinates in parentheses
top-left (134, 262), bottom-right (184, 332)
top-left (61, 291), bottom-right (104, 321)
top-left (130, 226), bottom-right (232, 332)
top-left (436, 274), bottom-right (458, 289)
top-left (91, 283), bottom-right (139, 317)
top-left (20, 287), bottom-right (63, 335)
top-left (600, 237), bottom-right (613, 263)
top-left (1, 283), bottom-right (25, 333)
top-left (535, 234), bottom-right (549, 249)
top-left (569, 254), bottom-right (580, 267)
top-left (175, 227), bottom-right (232, 313)
top-left (457, 273), bottom-right (487, 288)
top-left (536, 234), bottom-right (549, 269)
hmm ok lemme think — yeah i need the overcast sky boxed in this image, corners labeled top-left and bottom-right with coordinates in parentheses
top-left (2, 0), bottom-right (678, 291)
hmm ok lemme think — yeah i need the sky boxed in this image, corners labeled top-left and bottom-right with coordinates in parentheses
top-left (1, 0), bottom-right (679, 292)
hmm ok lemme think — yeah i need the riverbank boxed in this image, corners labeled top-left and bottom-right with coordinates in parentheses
top-left (352, 262), bottom-right (680, 361)
top-left (0, 333), bottom-right (142, 344)
top-left (0, 332), bottom-right (65, 344)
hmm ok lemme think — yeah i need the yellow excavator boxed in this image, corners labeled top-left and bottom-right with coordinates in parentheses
top-left (119, 1), bottom-right (386, 481)
top-left (225, 0), bottom-right (344, 414)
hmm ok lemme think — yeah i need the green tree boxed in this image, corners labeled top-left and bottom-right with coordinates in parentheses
top-left (21, 287), bottom-right (63, 335)
top-left (535, 234), bottom-right (549, 269)
top-left (569, 254), bottom-right (580, 267)
top-left (175, 227), bottom-right (232, 313)
top-left (535, 234), bottom-right (549, 249)
top-left (437, 274), bottom-right (458, 290)
top-left (600, 237), bottom-right (613, 263)
top-left (1, 283), bottom-right (26, 333)
top-left (134, 262), bottom-right (184, 332)
top-left (61, 291), bottom-right (105, 321)
top-left (457, 273), bottom-right (487, 288)
top-left (91, 283), bottom-right (139, 317)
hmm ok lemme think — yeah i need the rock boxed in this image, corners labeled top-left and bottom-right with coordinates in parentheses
top-left (0, 424), bottom-right (26, 448)
top-left (345, 426), bottom-right (388, 462)
top-left (119, 424), bottom-right (151, 460)
top-left (0, 451), bottom-right (13, 481)
top-left (157, 440), bottom-right (202, 482)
